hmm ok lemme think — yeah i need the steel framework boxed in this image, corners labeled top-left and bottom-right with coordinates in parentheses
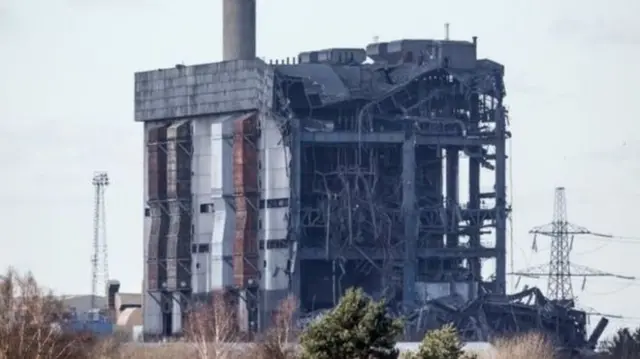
top-left (145, 122), bottom-right (194, 336)
top-left (272, 54), bottom-right (510, 314)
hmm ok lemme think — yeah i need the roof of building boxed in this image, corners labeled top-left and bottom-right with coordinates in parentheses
top-left (116, 293), bottom-right (142, 309)
top-left (60, 295), bottom-right (106, 311)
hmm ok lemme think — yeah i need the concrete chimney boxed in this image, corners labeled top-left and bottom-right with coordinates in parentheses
top-left (223, 0), bottom-right (257, 61)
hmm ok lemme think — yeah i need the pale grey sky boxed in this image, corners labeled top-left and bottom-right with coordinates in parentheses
top-left (1, 0), bottom-right (639, 334)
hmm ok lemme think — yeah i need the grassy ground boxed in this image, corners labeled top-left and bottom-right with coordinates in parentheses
top-left (95, 333), bottom-right (554, 359)
top-left (0, 269), bottom-right (597, 359)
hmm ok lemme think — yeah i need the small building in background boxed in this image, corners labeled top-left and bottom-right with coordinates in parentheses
top-left (59, 279), bottom-right (142, 339)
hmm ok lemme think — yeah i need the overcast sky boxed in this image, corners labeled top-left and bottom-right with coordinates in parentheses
top-left (1, 0), bottom-right (639, 335)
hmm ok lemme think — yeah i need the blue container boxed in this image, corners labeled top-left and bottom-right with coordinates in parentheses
top-left (66, 320), bottom-right (113, 336)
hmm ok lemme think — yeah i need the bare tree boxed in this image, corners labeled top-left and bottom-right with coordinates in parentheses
top-left (0, 268), bottom-right (96, 359)
top-left (257, 295), bottom-right (299, 359)
top-left (184, 291), bottom-right (239, 359)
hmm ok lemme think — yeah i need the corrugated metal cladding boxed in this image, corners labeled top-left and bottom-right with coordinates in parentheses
top-left (166, 121), bottom-right (193, 292)
top-left (233, 112), bottom-right (260, 287)
top-left (146, 125), bottom-right (169, 292)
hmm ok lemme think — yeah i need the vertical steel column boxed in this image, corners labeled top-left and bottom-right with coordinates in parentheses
top-left (402, 132), bottom-right (417, 307)
top-left (289, 117), bottom-right (302, 307)
top-left (445, 148), bottom-right (459, 271)
top-left (495, 103), bottom-right (507, 294)
top-left (468, 162), bottom-right (481, 270)
top-left (468, 91), bottom-right (481, 286)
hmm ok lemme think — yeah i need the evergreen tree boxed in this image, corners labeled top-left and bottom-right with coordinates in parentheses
top-left (409, 324), bottom-right (476, 359)
top-left (300, 287), bottom-right (403, 359)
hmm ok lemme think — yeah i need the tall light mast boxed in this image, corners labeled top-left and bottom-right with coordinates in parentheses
top-left (91, 171), bottom-right (109, 309)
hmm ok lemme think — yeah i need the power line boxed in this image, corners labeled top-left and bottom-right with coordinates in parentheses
top-left (583, 282), bottom-right (639, 296)
top-left (581, 234), bottom-right (640, 245)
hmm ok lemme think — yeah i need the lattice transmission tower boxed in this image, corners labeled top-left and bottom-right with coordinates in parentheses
top-left (510, 187), bottom-right (634, 303)
top-left (91, 171), bottom-right (110, 309)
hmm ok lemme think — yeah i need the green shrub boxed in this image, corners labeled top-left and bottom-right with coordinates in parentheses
top-left (407, 324), bottom-right (476, 359)
top-left (299, 288), bottom-right (402, 359)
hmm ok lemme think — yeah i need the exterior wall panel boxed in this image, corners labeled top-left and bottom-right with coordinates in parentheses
top-left (209, 117), bottom-right (236, 290)
top-left (233, 112), bottom-right (260, 287)
top-left (144, 123), bottom-right (169, 336)
top-left (146, 125), bottom-right (169, 292)
top-left (260, 116), bottom-right (292, 316)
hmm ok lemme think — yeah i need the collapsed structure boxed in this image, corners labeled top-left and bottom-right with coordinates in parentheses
top-left (133, 0), bottom-right (606, 352)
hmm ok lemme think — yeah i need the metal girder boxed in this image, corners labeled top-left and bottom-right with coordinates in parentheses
top-left (300, 131), bottom-right (500, 147)
top-left (297, 246), bottom-right (497, 260)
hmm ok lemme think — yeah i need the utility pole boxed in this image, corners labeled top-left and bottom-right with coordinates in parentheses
top-left (91, 172), bottom-right (110, 309)
top-left (510, 187), bottom-right (634, 304)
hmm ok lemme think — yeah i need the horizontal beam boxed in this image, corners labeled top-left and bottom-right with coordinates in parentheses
top-left (300, 131), bottom-right (499, 146)
top-left (297, 246), bottom-right (498, 260)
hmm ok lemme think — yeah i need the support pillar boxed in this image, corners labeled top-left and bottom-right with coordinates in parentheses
top-left (402, 133), bottom-right (417, 308)
top-left (495, 103), bottom-right (507, 294)
top-left (445, 147), bottom-right (459, 271)
top-left (468, 91), bottom-right (482, 295)
top-left (468, 157), bottom-right (481, 280)
top-left (288, 118), bottom-right (302, 311)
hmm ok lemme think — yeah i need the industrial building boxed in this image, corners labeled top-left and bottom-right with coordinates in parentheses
top-left (134, 0), bottom-right (509, 338)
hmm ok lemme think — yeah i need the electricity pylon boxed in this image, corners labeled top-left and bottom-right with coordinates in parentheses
top-left (510, 187), bottom-right (634, 303)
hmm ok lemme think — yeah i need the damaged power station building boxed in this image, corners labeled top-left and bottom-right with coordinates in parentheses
top-left (134, 1), bottom-right (606, 352)
top-left (135, 0), bottom-right (507, 338)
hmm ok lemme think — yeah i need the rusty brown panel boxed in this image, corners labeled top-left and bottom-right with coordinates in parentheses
top-left (147, 125), bottom-right (170, 292)
top-left (147, 125), bottom-right (168, 201)
top-left (232, 112), bottom-right (260, 287)
top-left (166, 120), bottom-right (192, 200)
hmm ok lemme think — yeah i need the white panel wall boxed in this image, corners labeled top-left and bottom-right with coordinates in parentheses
top-left (260, 116), bottom-right (291, 292)
top-left (191, 253), bottom-right (209, 293)
top-left (209, 116), bottom-right (236, 290)
top-left (171, 292), bottom-right (182, 335)
top-left (191, 120), bottom-right (213, 293)
top-left (142, 122), bottom-right (162, 336)
top-left (192, 120), bottom-right (214, 236)
top-left (415, 281), bottom-right (478, 303)
top-left (143, 293), bottom-right (162, 335)
top-left (188, 115), bottom-right (238, 293)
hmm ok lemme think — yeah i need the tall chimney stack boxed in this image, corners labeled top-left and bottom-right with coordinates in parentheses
top-left (223, 0), bottom-right (257, 61)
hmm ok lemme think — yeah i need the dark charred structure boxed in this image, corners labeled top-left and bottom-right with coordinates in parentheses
top-left (275, 40), bottom-right (508, 312)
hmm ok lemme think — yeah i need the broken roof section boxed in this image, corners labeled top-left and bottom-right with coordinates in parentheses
top-left (273, 38), bottom-right (505, 109)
